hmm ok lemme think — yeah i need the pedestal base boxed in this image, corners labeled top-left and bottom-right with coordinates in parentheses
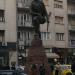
top-left (26, 35), bottom-right (51, 75)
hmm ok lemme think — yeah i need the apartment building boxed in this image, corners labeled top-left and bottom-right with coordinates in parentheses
top-left (0, 0), bottom-right (75, 66)
top-left (40, 0), bottom-right (69, 63)
top-left (44, 0), bottom-right (75, 63)
top-left (17, 0), bottom-right (69, 64)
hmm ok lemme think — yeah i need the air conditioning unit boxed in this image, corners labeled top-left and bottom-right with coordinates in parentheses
top-left (2, 42), bottom-right (7, 46)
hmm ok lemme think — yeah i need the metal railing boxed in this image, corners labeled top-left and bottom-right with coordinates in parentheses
top-left (69, 25), bottom-right (75, 30)
top-left (17, 0), bottom-right (32, 8)
top-left (68, 9), bottom-right (75, 15)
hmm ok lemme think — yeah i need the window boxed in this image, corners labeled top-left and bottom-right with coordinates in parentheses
top-left (25, 31), bottom-right (32, 46)
top-left (56, 33), bottom-right (64, 41)
top-left (41, 32), bottom-right (51, 40)
top-left (71, 40), bottom-right (75, 46)
top-left (21, 14), bottom-right (23, 25)
top-left (54, 0), bottom-right (63, 8)
top-left (55, 16), bottom-right (63, 24)
top-left (17, 13), bottom-right (22, 26)
top-left (0, 10), bottom-right (4, 22)
top-left (17, 12), bottom-right (31, 26)
top-left (26, 13), bottom-right (30, 21)
top-left (18, 32), bottom-right (20, 39)
top-left (18, 31), bottom-right (32, 46)
top-left (0, 30), bottom-right (5, 42)
top-left (20, 31), bottom-right (23, 41)
top-left (25, 32), bottom-right (31, 40)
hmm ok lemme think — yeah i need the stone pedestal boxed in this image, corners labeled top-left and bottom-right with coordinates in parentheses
top-left (26, 35), bottom-right (51, 75)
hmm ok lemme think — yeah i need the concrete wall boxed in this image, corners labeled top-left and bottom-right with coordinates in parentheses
top-left (5, 0), bottom-right (17, 42)
top-left (0, 0), bottom-right (17, 65)
top-left (54, 0), bottom-right (68, 48)
top-left (0, 0), bottom-right (5, 9)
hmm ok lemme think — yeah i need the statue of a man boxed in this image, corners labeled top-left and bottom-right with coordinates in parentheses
top-left (30, 0), bottom-right (49, 38)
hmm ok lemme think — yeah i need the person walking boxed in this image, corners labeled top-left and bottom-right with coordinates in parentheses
top-left (39, 64), bottom-right (45, 75)
top-left (50, 63), bottom-right (54, 75)
top-left (55, 62), bottom-right (61, 75)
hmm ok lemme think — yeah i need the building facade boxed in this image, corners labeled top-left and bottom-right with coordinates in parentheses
top-left (0, 0), bottom-right (75, 66)
top-left (16, 0), bottom-right (75, 64)
top-left (16, 0), bottom-right (34, 65)
top-left (41, 0), bottom-right (68, 63)
top-left (0, 0), bottom-right (17, 66)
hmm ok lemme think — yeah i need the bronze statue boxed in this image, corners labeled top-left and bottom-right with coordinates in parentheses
top-left (30, 0), bottom-right (49, 38)
top-left (26, 1), bottom-right (50, 75)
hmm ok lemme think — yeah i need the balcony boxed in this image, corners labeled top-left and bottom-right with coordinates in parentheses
top-left (25, 39), bottom-right (32, 46)
top-left (69, 25), bottom-right (75, 31)
top-left (17, 22), bottom-right (33, 30)
top-left (68, 9), bottom-right (75, 15)
top-left (17, 3), bottom-right (29, 9)
top-left (17, 0), bottom-right (32, 9)
top-left (25, 21), bottom-right (32, 27)
top-left (18, 39), bottom-right (32, 47)
top-left (17, 21), bottom-right (32, 27)
top-left (18, 40), bottom-right (24, 46)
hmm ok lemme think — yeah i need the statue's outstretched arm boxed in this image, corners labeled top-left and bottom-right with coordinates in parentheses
top-left (42, 2), bottom-right (49, 23)
top-left (41, 2), bottom-right (50, 32)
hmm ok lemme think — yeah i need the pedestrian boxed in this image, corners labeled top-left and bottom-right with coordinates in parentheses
top-left (11, 63), bottom-right (15, 70)
top-left (31, 64), bottom-right (37, 75)
top-left (55, 62), bottom-right (61, 75)
top-left (71, 60), bottom-right (75, 75)
top-left (50, 63), bottom-right (54, 75)
top-left (39, 64), bottom-right (45, 75)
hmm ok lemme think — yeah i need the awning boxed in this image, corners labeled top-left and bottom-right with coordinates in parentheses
top-left (46, 53), bottom-right (60, 58)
